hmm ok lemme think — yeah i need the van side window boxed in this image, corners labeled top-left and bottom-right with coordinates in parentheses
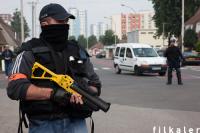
top-left (115, 47), bottom-right (120, 56)
top-left (119, 47), bottom-right (125, 57)
top-left (126, 48), bottom-right (133, 58)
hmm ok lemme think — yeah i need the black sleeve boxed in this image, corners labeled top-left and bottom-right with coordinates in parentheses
top-left (177, 48), bottom-right (183, 59)
top-left (7, 51), bottom-right (35, 100)
top-left (164, 49), bottom-right (168, 57)
top-left (84, 58), bottom-right (102, 95)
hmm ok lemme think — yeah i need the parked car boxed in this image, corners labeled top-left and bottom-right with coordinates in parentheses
top-left (181, 51), bottom-right (200, 66)
top-left (113, 43), bottom-right (167, 76)
top-left (96, 51), bottom-right (106, 58)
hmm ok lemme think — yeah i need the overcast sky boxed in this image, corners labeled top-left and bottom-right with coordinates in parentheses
top-left (0, 0), bottom-right (153, 37)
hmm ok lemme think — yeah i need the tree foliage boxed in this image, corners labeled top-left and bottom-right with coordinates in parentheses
top-left (151, 0), bottom-right (200, 38)
top-left (68, 35), bottom-right (76, 41)
top-left (184, 29), bottom-right (198, 48)
top-left (100, 30), bottom-right (119, 46)
top-left (195, 41), bottom-right (200, 52)
top-left (88, 35), bottom-right (97, 48)
top-left (77, 35), bottom-right (87, 48)
top-left (11, 9), bottom-right (30, 40)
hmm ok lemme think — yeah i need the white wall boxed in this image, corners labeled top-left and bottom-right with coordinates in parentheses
top-left (112, 15), bottom-right (122, 39)
top-left (128, 29), bottom-right (168, 48)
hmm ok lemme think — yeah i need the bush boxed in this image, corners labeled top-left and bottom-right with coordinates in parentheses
top-left (184, 29), bottom-right (198, 49)
top-left (195, 41), bottom-right (200, 52)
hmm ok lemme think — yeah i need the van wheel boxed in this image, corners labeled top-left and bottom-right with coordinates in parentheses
top-left (115, 65), bottom-right (121, 74)
top-left (134, 66), bottom-right (140, 76)
top-left (159, 72), bottom-right (166, 76)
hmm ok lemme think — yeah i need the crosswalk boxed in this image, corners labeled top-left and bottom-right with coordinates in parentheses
top-left (94, 67), bottom-right (112, 71)
top-left (181, 66), bottom-right (200, 71)
top-left (94, 66), bottom-right (200, 72)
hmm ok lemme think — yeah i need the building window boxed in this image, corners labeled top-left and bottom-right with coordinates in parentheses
top-left (141, 32), bottom-right (146, 34)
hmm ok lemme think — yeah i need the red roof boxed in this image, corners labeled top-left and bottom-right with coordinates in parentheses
top-left (0, 18), bottom-right (20, 47)
top-left (90, 43), bottom-right (104, 50)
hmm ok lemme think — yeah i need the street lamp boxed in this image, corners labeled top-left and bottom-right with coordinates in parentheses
top-left (181, 0), bottom-right (184, 53)
top-left (104, 17), bottom-right (117, 45)
top-left (20, 0), bottom-right (24, 42)
top-left (121, 4), bottom-right (136, 13)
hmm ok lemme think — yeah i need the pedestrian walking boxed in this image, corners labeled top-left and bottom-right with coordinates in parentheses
top-left (1, 45), bottom-right (14, 77)
top-left (6, 3), bottom-right (102, 133)
top-left (164, 39), bottom-right (184, 85)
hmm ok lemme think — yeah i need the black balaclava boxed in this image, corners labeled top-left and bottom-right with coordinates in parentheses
top-left (40, 24), bottom-right (69, 51)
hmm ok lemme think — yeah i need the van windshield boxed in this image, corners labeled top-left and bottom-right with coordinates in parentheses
top-left (133, 48), bottom-right (158, 57)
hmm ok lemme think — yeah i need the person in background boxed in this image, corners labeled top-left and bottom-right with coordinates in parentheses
top-left (1, 45), bottom-right (14, 77)
top-left (164, 39), bottom-right (183, 85)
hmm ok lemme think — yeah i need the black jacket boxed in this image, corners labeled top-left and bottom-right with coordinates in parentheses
top-left (164, 46), bottom-right (183, 68)
top-left (6, 38), bottom-right (101, 119)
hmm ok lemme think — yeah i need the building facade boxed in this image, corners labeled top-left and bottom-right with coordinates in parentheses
top-left (79, 10), bottom-right (87, 37)
top-left (0, 14), bottom-right (12, 25)
top-left (127, 29), bottom-right (168, 48)
top-left (111, 11), bottom-right (156, 40)
top-left (90, 22), bottom-right (108, 39)
top-left (68, 8), bottom-right (88, 39)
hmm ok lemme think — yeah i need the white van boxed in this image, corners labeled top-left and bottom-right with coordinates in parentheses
top-left (113, 43), bottom-right (167, 76)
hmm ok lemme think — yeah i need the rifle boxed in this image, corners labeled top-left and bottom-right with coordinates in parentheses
top-left (31, 62), bottom-right (110, 112)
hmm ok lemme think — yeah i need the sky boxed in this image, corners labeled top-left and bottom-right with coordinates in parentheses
top-left (0, 0), bottom-right (153, 37)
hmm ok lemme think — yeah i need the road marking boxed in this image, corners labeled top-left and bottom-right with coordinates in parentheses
top-left (181, 66), bottom-right (200, 71)
top-left (102, 67), bottom-right (112, 70)
top-left (94, 67), bottom-right (99, 70)
top-left (191, 75), bottom-right (200, 79)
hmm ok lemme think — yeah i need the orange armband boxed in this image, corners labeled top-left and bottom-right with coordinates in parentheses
top-left (9, 73), bottom-right (27, 81)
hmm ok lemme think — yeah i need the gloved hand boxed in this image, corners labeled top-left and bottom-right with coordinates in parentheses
top-left (50, 89), bottom-right (71, 105)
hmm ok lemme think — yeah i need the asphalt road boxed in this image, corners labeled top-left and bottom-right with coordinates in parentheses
top-left (1, 58), bottom-right (200, 133)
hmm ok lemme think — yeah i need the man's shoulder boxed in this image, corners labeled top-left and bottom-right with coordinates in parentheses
top-left (67, 40), bottom-right (90, 58)
top-left (17, 38), bottom-right (44, 54)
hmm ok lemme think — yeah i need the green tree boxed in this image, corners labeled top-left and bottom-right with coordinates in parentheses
top-left (11, 9), bottom-right (30, 40)
top-left (103, 30), bottom-right (119, 46)
top-left (151, 0), bottom-right (200, 38)
top-left (99, 35), bottom-right (105, 44)
top-left (68, 35), bottom-right (76, 41)
top-left (77, 35), bottom-right (87, 48)
top-left (195, 41), bottom-right (200, 52)
top-left (88, 35), bottom-right (97, 48)
top-left (184, 29), bottom-right (198, 49)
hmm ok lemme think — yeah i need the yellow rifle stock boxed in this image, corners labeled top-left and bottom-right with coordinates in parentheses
top-left (31, 62), bottom-right (110, 112)
top-left (32, 62), bottom-right (80, 96)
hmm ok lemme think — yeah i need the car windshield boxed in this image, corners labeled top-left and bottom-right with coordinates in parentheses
top-left (133, 48), bottom-right (158, 57)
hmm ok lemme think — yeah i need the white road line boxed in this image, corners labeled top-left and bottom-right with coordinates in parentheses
top-left (191, 75), bottom-right (200, 79)
top-left (102, 67), bottom-right (112, 70)
top-left (94, 68), bottom-right (99, 70)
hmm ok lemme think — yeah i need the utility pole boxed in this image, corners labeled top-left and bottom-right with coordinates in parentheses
top-left (20, 0), bottom-right (24, 42)
top-left (28, 1), bottom-right (37, 38)
top-left (181, 0), bottom-right (185, 53)
top-left (163, 23), bottom-right (165, 47)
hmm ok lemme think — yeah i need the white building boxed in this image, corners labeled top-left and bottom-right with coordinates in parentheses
top-left (112, 14), bottom-right (123, 40)
top-left (127, 29), bottom-right (168, 48)
top-left (0, 14), bottom-right (12, 25)
top-left (98, 22), bottom-right (108, 36)
top-left (110, 11), bottom-right (156, 40)
top-left (68, 8), bottom-right (88, 39)
top-left (90, 24), bottom-right (98, 37)
top-left (79, 10), bottom-right (87, 37)
top-left (140, 11), bottom-right (156, 30)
